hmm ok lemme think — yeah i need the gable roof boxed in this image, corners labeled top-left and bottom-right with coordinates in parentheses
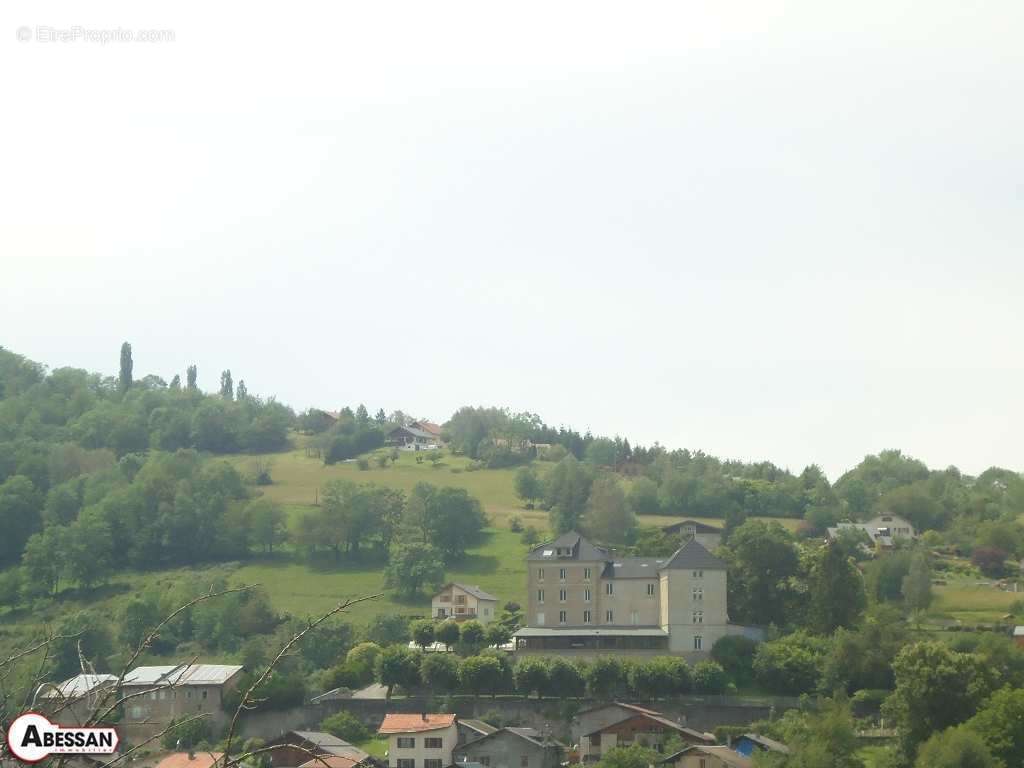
top-left (457, 727), bottom-right (563, 750)
top-left (40, 674), bottom-right (118, 699)
top-left (575, 702), bottom-right (665, 717)
top-left (459, 719), bottom-right (499, 737)
top-left (663, 746), bottom-right (753, 768)
top-left (388, 425), bottom-right (435, 440)
top-left (662, 519), bottom-right (723, 535)
top-left (411, 421), bottom-right (443, 436)
top-left (660, 539), bottom-right (727, 571)
top-left (378, 714), bottom-right (456, 734)
top-left (441, 583), bottom-right (499, 601)
top-left (585, 713), bottom-right (713, 742)
top-left (123, 664), bottom-right (243, 687)
top-left (298, 757), bottom-right (366, 768)
top-left (277, 732), bottom-right (368, 760)
top-left (527, 532), bottom-right (610, 562)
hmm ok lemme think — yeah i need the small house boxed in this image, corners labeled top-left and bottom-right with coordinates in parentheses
top-left (262, 731), bottom-right (371, 768)
top-left (661, 746), bottom-right (753, 768)
top-left (378, 713), bottom-right (458, 768)
top-left (452, 727), bottom-right (564, 768)
top-left (432, 583), bottom-right (499, 624)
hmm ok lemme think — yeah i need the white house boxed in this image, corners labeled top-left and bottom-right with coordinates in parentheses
top-left (378, 714), bottom-right (458, 768)
top-left (431, 583), bottom-right (499, 624)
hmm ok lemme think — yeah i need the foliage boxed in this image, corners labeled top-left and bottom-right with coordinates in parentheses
top-left (807, 541), bottom-right (866, 634)
top-left (753, 632), bottom-right (829, 695)
top-left (971, 547), bottom-right (1009, 578)
top-left (514, 466), bottom-right (544, 507)
top-left (321, 710), bottom-right (370, 743)
top-left (161, 716), bottom-right (212, 750)
top-left (376, 645), bottom-right (421, 697)
top-left (420, 652), bottom-right (461, 692)
top-left (724, 520), bottom-right (801, 627)
top-left (594, 745), bottom-right (661, 768)
top-left (411, 619), bottom-right (436, 650)
top-left (915, 726), bottom-right (997, 768)
top-left (711, 635), bottom-right (758, 688)
top-left (691, 661), bottom-right (728, 694)
top-left (584, 474), bottom-right (637, 545)
top-left (546, 455), bottom-right (594, 534)
top-left (964, 686), bottom-right (1024, 767)
top-left (385, 542), bottom-right (445, 598)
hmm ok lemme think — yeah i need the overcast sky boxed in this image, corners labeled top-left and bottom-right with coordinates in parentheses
top-left (1, 1), bottom-right (1021, 480)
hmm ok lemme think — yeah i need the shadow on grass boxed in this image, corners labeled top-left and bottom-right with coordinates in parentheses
top-left (453, 553), bottom-right (500, 575)
top-left (53, 582), bottom-right (132, 604)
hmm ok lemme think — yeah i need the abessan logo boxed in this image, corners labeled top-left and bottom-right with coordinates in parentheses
top-left (6, 712), bottom-right (119, 763)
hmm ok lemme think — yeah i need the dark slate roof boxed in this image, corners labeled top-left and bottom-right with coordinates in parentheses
top-left (661, 519), bottom-right (723, 535)
top-left (602, 557), bottom-right (668, 579)
top-left (527, 531), bottom-right (610, 562)
top-left (388, 425), bottom-right (435, 439)
top-left (459, 719), bottom-right (499, 737)
top-left (659, 539), bottom-right (727, 570)
top-left (740, 734), bottom-right (790, 754)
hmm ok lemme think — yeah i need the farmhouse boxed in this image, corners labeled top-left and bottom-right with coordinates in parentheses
top-left (386, 425), bottom-right (439, 449)
top-left (577, 705), bottom-right (714, 763)
top-left (120, 663), bottom-right (244, 739)
top-left (661, 746), bottom-right (753, 768)
top-left (262, 731), bottom-right (372, 768)
top-left (660, 520), bottom-right (723, 552)
top-left (516, 532), bottom-right (755, 658)
top-left (409, 421), bottom-right (443, 440)
top-left (827, 514), bottom-right (916, 549)
top-left (432, 583), bottom-right (499, 623)
top-left (38, 674), bottom-right (119, 725)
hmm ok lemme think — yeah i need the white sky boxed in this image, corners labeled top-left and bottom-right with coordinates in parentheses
top-left (1, 1), bottom-right (1021, 480)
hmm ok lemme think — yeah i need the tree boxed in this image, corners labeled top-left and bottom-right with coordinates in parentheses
top-left (118, 341), bottom-right (133, 393)
top-left (169, 374), bottom-right (181, 391)
top-left (345, 642), bottom-right (382, 685)
top-left (220, 369), bottom-right (234, 400)
top-left (460, 620), bottom-right (486, 653)
top-left (915, 727), bottom-right (997, 768)
top-left (692, 661), bottom-right (728, 694)
top-left (882, 641), bottom-right (996, 760)
top-left (627, 477), bottom-right (660, 516)
top-left (545, 455), bottom-right (593, 534)
top-left (711, 635), bottom-right (758, 688)
top-left (516, 657), bottom-right (551, 698)
top-left (774, 695), bottom-right (862, 768)
top-left (584, 474), bottom-right (636, 545)
top-left (436, 620), bottom-right (461, 651)
top-left (514, 466), bottom-right (544, 507)
top-left (162, 716), bottom-right (211, 750)
top-left (753, 632), bottom-right (827, 695)
top-left (236, 379), bottom-right (248, 400)
top-left (585, 656), bottom-right (628, 698)
top-left (902, 550), bottom-right (933, 615)
top-left (420, 652), bottom-right (460, 692)
top-left (965, 686), bottom-right (1024, 767)
top-left (186, 363), bottom-right (198, 391)
top-left (0, 475), bottom-right (43, 567)
top-left (376, 645), bottom-right (421, 699)
top-left (385, 542), bottom-right (445, 598)
top-left (411, 619), bottom-right (436, 651)
top-left (321, 710), bottom-right (369, 743)
top-left (594, 745), bottom-right (661, 768)
top-left (723, 520), bottom-right (801, 627)
top-left (972, 547), bottom-right (1008, 578)
top-left (807, 540), bottom-right (866, 634)
top-left (460, 654), bottom-right (503, 698)
top-left (485, 622), bottom-right (512, 648)
top-left (22, 526), bottom-right (66, 596)
top-left (247, 498), bottom-right (287, 553)
top-left (547, 657), bottom-right (586, 699)
top-left (66, 507), bottom-right (114, 589)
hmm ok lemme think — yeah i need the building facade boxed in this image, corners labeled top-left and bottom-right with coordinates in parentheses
top-left (378, 714), bottom-right (458, 768)
top-left (120, 664), bottom-right (244, 740)
top-left (451, 727), bottom-right (563, 768)
top-left (516, 532), bottom-right (746, 658)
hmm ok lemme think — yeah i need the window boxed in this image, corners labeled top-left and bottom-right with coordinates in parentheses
top-left (158, 691), bottom-right (166, 700)
top-left (397, 738), bottom-right (415, 749)
top-left (693, 587), bottom-right (703, 601)
top-left (584, 567), bottom-right (592, 580)
top-left (149, 692), bottom-right (157, 700)
top-left (631, 610), bottom-right (639, 625)
top-left (202, 690), bottom-right (208, 700)
top-left (559, 588), bottom-right (567, 602)
top-left (646, 583), bottom-right (656, 597)
top-left (692, 611), bottom-right (703, 624)
top-left (692, 569), bottom-right (703, 578)
top-left (605, 610), bottom-right (614, 623)
top-left (583, 610), bottom-right (592, 624)
top-left (694, 635), bottom-right (703, 651)
top-left (559, 610), bottom-right (567, 624)
top-left (521, 756), bottom-right (529, 768)
top-left (559, 568), bottom-right (567, 581)
top-left (186, 690), bottom-right (192, 699)
top-left (590, 735), bottom-right (601, 747)
top-left (584, 588), bottom-right (592, 602)
top-left (397, 760), bottom-right (415, 768)
top-left (483, 607), bottom-right (490, 616)
top-left (425, 761), bottom-right (442, 768)
top-left (538, 568), bottom-right (544, 581)
top-left (536, 612), bottom-right (545, 625)
top-left (424, 738), bottom-right (443, 749)
top-left (605, 582), bottom-right (614, 596)
top-left (455, 595), bottom-right (466, 605)
top-left (537, 589), bottom-right (545, 603)
top-left (699, 760), bottom-right (707, 768)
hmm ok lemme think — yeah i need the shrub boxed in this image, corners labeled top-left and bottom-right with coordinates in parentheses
top-left (162, 716), bottom-right (212, 749)
top-left (692, 661), bottom-right (729, 693)
top-left (321, 711), bottom-right (369, 743)
top-left (356, 458), bottom-right (370, 471)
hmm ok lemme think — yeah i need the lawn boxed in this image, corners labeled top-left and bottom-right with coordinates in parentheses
top-left (928, 579), bottom-right (1021, 624)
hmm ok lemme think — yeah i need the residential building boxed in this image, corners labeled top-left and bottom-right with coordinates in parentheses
top-left (452, 727), bottom-right (564, 768)
top-left (378, 713), bottom-right (458, 768)
top-left (120, 664), bottom-right (244, 739)
top-left (516, 532), bottom-right (750, 658)
top-left (660, 521), bottom-right (723, 552)
top-left (732, 734), bottom-right (789, 758)
top-left (409, 421), bottom-right (444, 441)
top-left (37, 674), bottom-right (119, 725)
top-left (573, 704), bottom-right (713, 763)
top-left (262, 731), bottom-right (372, 768)
top-left (661, 746), bottom-right (753, 768)
top-left (827, 514), bottom-right (916, 550)
top-left (1014, 626), bottom-right (1024, 648)
top-left (432, 583), bottom-right (499, 623)
top-left (386, 425), bottom-right (439, 449)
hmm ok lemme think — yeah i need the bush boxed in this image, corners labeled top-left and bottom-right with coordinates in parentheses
top-left (162, 716), bottom-right (212, 749)
top-left (321, 711), bottom-right (369, 743)
top-left (509, 516), bottom-right (523, 533)
top-left (692, 661), bottom-right (729, 693)
top-left (356, 458), bottom-right (370, 471)
top-left (711, 635), bottom-right (758, 687)
top-left (972, 547), bottom-right (1009, 578)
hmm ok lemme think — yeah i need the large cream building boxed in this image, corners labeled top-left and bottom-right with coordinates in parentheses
top-left (514, 531), bottom-right (748, 658)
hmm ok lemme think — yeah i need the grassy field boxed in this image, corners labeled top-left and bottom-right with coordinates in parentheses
top-left (929, 579), bottom-right (1021, 624)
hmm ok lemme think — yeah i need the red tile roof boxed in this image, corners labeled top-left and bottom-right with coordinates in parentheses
top-left (378, 714), bottom-right (456, 734)
top-left (155, 752), bottom-right (224, 768)
top-left (298, 757), bottom-right (365, 768)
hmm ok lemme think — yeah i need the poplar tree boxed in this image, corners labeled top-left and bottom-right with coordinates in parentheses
top-left (118, 342), bottom-right (133, 392)
top-left (186, 364), bottom-right (198, 391)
